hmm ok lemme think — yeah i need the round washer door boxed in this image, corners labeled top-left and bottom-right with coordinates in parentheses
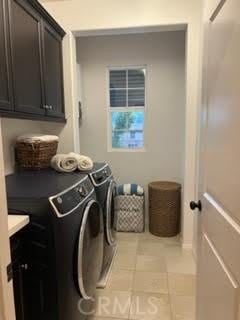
top-left (77, 200), bottom-right (103, 300)
top-left (106, 180), bottom-right (117, 246)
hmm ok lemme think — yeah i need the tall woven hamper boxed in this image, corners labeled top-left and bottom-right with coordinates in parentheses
top-left (148, 181), bottom-right (181, 237)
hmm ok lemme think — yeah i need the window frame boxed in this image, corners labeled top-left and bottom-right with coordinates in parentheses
top-left (107, 66), bottom-right (147, 152)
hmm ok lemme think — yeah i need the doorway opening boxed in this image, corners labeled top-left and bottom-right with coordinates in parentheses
top-left (75, 26), bottom-right (188, 240)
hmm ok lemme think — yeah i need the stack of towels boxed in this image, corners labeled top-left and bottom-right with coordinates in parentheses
top-left (116, 184), bottom-right (144, 196)
top-left (51, 153), bottom-right (93, 173)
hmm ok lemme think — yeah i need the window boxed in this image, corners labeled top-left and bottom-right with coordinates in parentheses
top-left (109, 67), bottom-right (146, 150)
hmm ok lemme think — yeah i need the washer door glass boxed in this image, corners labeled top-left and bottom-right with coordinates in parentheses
top-left (106, 180), bottom-right (117, 246)
top-left (77, 200), bottom-right (103, 300)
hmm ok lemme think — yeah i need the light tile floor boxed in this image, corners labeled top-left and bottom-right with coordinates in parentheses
top-left (91, 232), bottom-right (196, 320)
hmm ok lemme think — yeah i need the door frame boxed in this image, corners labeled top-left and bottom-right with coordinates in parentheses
top-left (0, 119), bottom-right (16, 320)
top-left (192, 2), bottom-right (205, 259)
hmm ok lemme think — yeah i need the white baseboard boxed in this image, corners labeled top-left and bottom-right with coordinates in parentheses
top-left (182, 242), bottom-right (193, 250)
top-left (182, 242), bottom-right (197, 265)
top-left (192, 247), bottom-right (197, 262)
top-left (179, 234), bottom-right (193, 250)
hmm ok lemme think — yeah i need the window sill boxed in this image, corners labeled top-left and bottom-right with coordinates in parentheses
top-left (108, 148), bottom-right (146, 153)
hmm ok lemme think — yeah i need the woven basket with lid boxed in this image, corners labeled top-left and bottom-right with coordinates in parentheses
top-left (15, 135), bottom-right (58, 170)
top-left (148, 181), bottom-right (181, 237)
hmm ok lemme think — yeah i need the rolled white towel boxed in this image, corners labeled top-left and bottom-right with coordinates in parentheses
top-left (69, 153), bottom-right (93, 171)
top-left (51, 154), bottom-right (78, 173)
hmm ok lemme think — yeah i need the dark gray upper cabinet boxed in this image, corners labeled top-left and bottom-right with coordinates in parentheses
top-left (42, 22), bottom-right (65, 118)
top-left (0, 0), bottom-right (13, 110)
top-left (0, 0), bottom-right (66, 122)
top-left (9, 0), bottom-right (45, 115)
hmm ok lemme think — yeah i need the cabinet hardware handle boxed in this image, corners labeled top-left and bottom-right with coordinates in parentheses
top-left (21, 264), bottom-right (28, 270)
top-left (43, 105), bottom-right (53, 110)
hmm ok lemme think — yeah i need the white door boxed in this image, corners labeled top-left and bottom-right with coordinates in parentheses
top-left (195, 0), bottom-right (240, 319)
top-left (0, 120), bottom-right (16, 320)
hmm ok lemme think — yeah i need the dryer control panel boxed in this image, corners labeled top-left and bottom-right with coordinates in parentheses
top-left (49, 176), bottom-right (94, 217)
top-left (90, 165), bottom-right (112, 186)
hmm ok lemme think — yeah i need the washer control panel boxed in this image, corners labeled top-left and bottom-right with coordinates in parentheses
top-left (91, 165), bottom-right (112, 186)
top-left (49, 177), bottom-right (94, 216)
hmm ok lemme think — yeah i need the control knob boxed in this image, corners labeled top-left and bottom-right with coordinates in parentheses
top-left (78, 186), bottom-right (87, 197)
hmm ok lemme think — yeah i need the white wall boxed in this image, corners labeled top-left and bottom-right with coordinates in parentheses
top-left (77, 31), bottom-right (185, 193)
top-left (40, 0), bottom-right (203, 247)
top-left (40, 0), bottom-right (200, 34)
top-left (1, 118), bottom-right (64, 174)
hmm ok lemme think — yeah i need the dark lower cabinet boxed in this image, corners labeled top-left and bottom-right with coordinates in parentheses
top-left (10, 234), bottom-right (26, 320)
top-left (10, 231), bottom-right (51, 320)
top-left (0, 0), bottom-right (66, 122)
top-left (0, 0), bottom-right (13, 110)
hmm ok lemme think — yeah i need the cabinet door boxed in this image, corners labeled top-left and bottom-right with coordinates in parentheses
top-left (0, 0), bottom-right (13, 110)
top-left (10, 234), bottom-right (26, 320)
top-left (12, 260), bottom-right (26, 320)
top-left (8, 0), bottom-right (45, 115)
top-left (42, 22), bottom-right (65, 118)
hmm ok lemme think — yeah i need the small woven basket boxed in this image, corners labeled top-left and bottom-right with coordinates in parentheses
top-left (16, 140), bottom-right (58, 170)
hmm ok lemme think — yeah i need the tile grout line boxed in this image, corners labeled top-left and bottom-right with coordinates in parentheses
top-left (129, 233), bottom-right (138, 320)
top-left (127, 290), bottom-right (134, 320)
top-left (167, 274), bottom-right (175, 320)
top-left (165, 240), bottom-right (175, 320)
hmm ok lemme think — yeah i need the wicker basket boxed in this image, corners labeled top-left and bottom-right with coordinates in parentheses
top-left (16, 140), bottom-right (58, 170)
top-left (148, 181), bottom-right (181, 237)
